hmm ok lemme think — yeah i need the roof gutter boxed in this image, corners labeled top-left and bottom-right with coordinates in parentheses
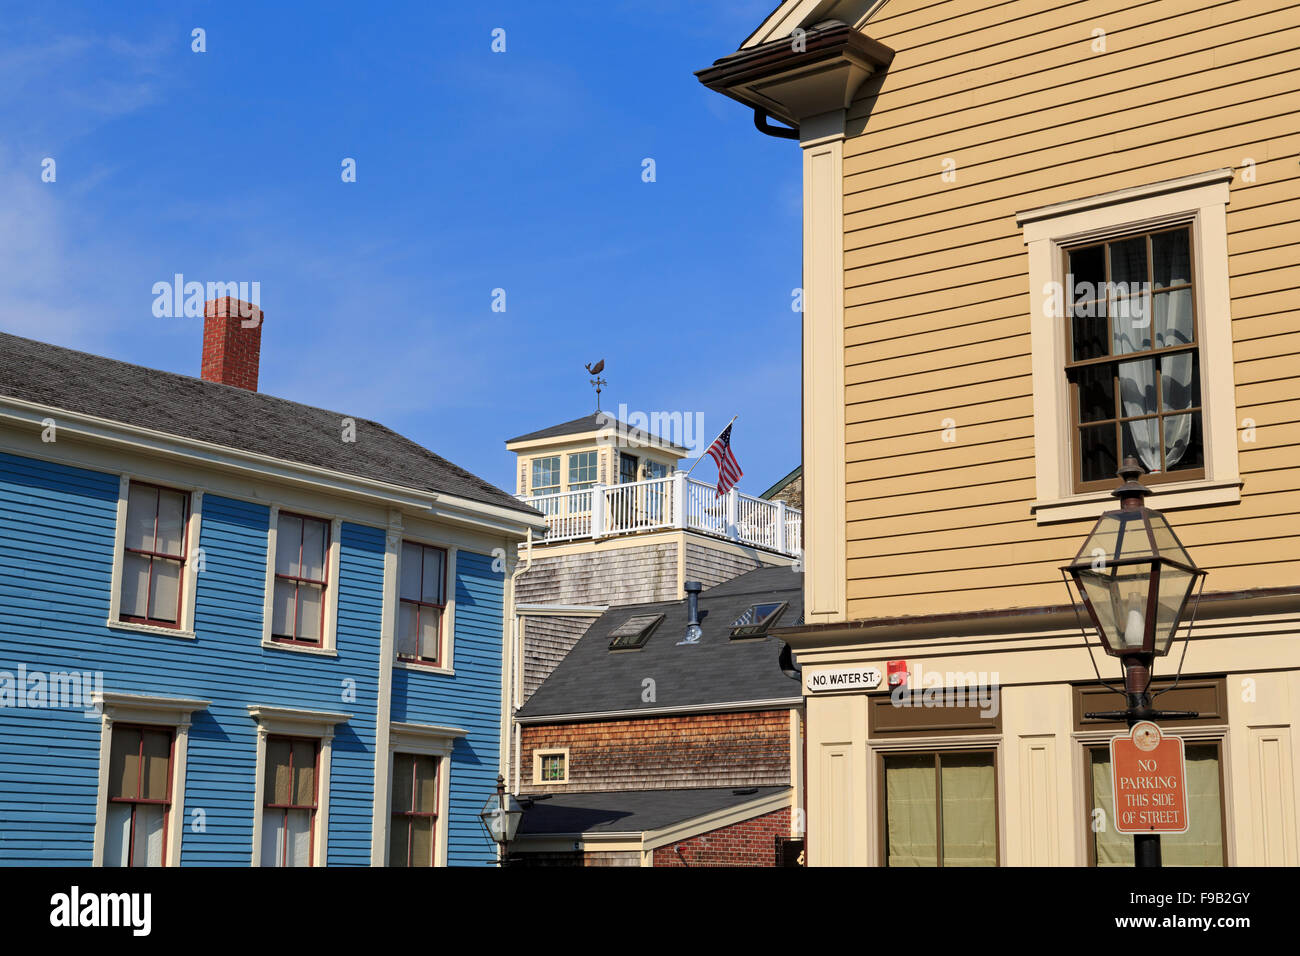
top-left (514, 696), bottom-right (803, 725)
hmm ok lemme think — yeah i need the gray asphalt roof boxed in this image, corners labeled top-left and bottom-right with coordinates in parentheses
top-left (517, 786), bottom-right (789, 835)
top-left (0, 331), bottom-right (538, 516)
top-left (506, 411), bottom-right (683, 450)
top-left (517, 565), bottom-right (804, 718)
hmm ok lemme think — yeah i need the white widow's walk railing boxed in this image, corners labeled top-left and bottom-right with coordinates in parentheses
top-left (518, 473), bottom-right (802, 557)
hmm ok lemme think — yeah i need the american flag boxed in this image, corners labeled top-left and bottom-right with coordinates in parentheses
top-left (705, 422), bottom-right (743, 497)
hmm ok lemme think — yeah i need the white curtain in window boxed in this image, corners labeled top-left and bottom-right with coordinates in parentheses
top-left (1118, 359), bottom-right (1160, 472)
top-left (941, 754), bottom-right (997, 866)
top-left (885, 756), bottom-right (937, 866)
top-left (104, 803), bottom-right (133, 867)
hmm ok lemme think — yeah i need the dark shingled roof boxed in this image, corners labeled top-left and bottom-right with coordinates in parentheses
top-left (517, 786), bottom-right (789, 835)
top-left (517, 565), bottom-right (803, 719)
top-left (0, 331), bottom-right (538, 516)
top-left (506, 412), bottom-right (684, 450)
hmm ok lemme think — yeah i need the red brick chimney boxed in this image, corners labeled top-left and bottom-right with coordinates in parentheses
top-left (201, 297), bottom-right (263, 391)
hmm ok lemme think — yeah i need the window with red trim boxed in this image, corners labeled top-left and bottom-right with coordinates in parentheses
top-left (120, 483), bottom-right (189, 627)
top-left (260, 736), bottom-right (319, 867)
top-left (390, 753), bottom-right (439, 866)
top-left (397, 542), bottom-right (447, 666)
top-left (105, 725), bottom-right (174, 867)
top-left (272, 513), bottom-right (329, 645)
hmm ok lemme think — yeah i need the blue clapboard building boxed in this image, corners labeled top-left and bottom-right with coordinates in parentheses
top-left (0, 301), bottom-right (542, 866)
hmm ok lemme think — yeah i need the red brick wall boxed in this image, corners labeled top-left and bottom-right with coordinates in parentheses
top-left (653, 806), bottom-right (791, 867)
top-left (201, 297), bottom-right (263, 391)
top-left (520, 710), bottom-right (791, 792)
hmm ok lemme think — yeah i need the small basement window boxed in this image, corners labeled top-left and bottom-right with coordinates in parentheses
top-left (731, 602), bottom-right (787, 638)
top-left (608, 613), bottom-right (663, 650)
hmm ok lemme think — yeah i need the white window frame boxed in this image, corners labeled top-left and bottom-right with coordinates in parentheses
top-left (389, 537), bottom-right (457, 675)
top-left (1017, 168), bottom-right (1241, 524)
top-left (107, 476), bottom-right (202, 639)
top-left (533, 747), bottom-right (570, 786)
top-left (530, 455), bottom-right (561, 496)
top-left (247, 704), bottom-right (350, 867)
top-left (92, 691), bottom-right (210, 867)
top-left (385, 722), bottom-right (466, 867)
top-left (261, 505), bottom-right (342, 655)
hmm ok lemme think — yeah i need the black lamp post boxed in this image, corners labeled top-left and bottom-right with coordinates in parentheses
top-left (478, 774), bottom-right (523, 864)
top-left (1061, 456), bottom-right (1207, 867)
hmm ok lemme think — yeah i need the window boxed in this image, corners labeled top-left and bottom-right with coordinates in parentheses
top-left (1086, 741), bottom-right (1225, 866)
top-left (644, 460), bottom-right (669, 480)
top-left (619, 453), bottom-right (639, 484)
top-left (104, 725), bottom-right (174, 867)
top-left (531, 456), bottom-right (560, 496)
top-left (881, 751), bottom-right (997, 866)
top-left (607, 613), bottom-right (663, 650)
top-left (398, 542), bottom-right (447, 666)
top-left (533, 748), bottom-right (569, 785)
top-left (390, 753), bottom-right (440, 867)
top-left (1066, 226), bottom-right (1202, 492)
top-left (261, 736), bottom-right (319, 867)
top-left (731, 601), bottom-right (788, 638)
top-left (568, 451), bottom-right (598, 491)
top-left (1017, 168), bottom-right (1240, 522)
top-left (272, 513), bottom-right (329, 646)
top-left (120, 483), bottom-right (188, 627)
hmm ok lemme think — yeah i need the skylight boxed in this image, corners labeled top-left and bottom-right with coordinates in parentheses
top-left (608, 613), bottom-right (663, 650)
top-left (730, 601), bottom-right (787, 638)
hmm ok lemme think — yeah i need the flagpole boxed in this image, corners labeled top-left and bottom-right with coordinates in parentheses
top-left (683, 415), bottom-right (737, 480)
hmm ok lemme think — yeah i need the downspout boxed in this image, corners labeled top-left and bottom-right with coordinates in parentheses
top-left (753, 107), bottom-right (800, 140)
top-left (509, 529), bottom-right (536, 796)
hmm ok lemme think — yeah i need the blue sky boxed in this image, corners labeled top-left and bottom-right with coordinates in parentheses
top-left (0, 1), bottom-right (802, 496)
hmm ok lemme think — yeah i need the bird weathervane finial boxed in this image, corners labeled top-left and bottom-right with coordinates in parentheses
top-left (585, 359), bottom-right (606, 411)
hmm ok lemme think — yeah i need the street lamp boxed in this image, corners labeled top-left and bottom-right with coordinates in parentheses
top-left (1061, 456), bottom-right (1208, 867)
top-left (478, 774), bottom-right (523, 864)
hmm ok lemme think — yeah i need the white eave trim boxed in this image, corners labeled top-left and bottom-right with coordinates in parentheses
top-left (0, 395), bottom-right (541, 536)
top-left (514, 697), bottom-right (803, 724)
top-left (642, 788), bottom-right (793, 851)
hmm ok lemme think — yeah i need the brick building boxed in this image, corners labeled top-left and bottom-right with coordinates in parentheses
top-left (507, 566), bottom-right (805, 866)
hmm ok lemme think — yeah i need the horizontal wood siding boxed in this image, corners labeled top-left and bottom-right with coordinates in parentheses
top-left (0, 450), bottom-right (384, 864)
top-left (841, 0), bottom-right (1300, 618)
top-left (391, 549), bottom-right (504, 866)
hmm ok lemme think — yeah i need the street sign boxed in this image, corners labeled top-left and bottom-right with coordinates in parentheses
top-left (1110, 720), bottom-right (1189, 835)
top-left (804, 666), bottom-right (882, 693)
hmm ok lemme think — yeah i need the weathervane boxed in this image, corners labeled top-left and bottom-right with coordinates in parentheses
top-left (585, 359), bottom-right (606, 411)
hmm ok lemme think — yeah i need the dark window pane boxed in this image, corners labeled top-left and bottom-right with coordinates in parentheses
top-left (1109, 236), bottom-right (1148, 288)
top-left (1068, 244), bottom-right (1106, 308)
top-left (1152, 228), bottom-right (1191, 288)
top-left (1161, 352), bottom-right (1200, 411)
top-left (1071, 306), bottom-right (1109, 361)
top-left (1075, 366), bottom-right (1115, 423)
top-left (1165, 412), bottom-right (1203, 472)
top-left (1080, 424), bottom-right (1118, 483)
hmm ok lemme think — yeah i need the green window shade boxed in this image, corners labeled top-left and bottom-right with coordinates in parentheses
top-left (884, 754), bottom-right (937, 867)
top-left (940, 753), bottom-right (997, 866)
top-left (1089, 743), bottom-right (1223, 866)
